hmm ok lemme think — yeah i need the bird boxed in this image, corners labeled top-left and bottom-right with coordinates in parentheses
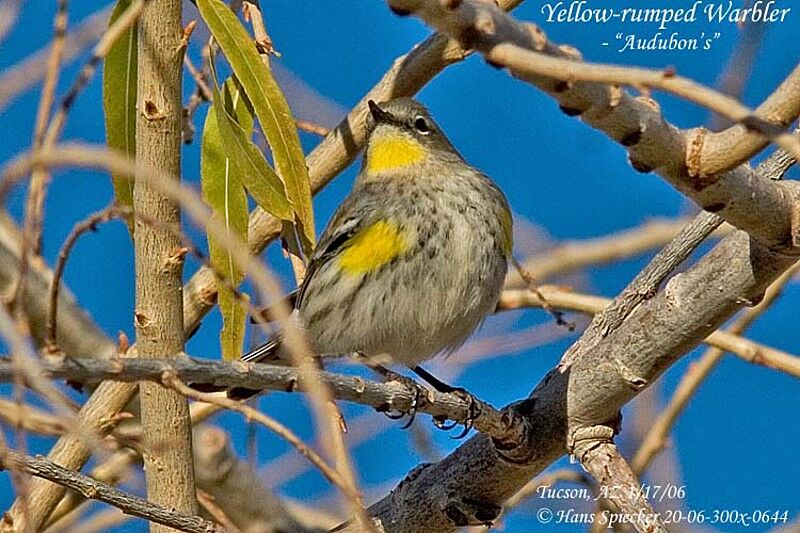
top-left (231, 98), bottom-right (512, 426)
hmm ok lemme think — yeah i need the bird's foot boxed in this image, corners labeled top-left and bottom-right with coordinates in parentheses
top-left (412, 365), bottom-right (482, 439)
top-left (432, 386), bottom-right (482, 439)
top-left (371, 365), bottom-right (427, 429)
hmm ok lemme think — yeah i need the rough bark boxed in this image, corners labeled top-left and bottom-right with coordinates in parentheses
top-left (133, 0), bottom-right (197, 530)
top-left (337, 232), bottom-right (797, 532)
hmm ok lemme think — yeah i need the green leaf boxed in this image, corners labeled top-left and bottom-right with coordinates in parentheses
top-left (209, 68), bottom-right (294, 221)
top-left (196, 0), bottom-right (316, 252)
top-left (201, 78), bottom-right (254, 360)
top-left (102, 0), bottom-right (137, 233)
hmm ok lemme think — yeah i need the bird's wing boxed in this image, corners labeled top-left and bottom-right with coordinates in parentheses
top-left (294, 214), bottom-right (363, 308)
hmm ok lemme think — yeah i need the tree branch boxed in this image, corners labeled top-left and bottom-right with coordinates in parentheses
top-left (333, 231), bottom-right (796, 532)
top-left (0, 212), bottom-right (115, 357)
top-left (133, 0), bottom-right (196, 529)
top-left (631, 262), bottom-right (800, 474)
top-left (0, 450), bottom-right (225, 533)
top-left (497, 285), bottom-right (800, 378)
top-left (193, 425), bottom-right (326, 532)
top-left (0, 357), bottom-right (523, 444)
top-left (385, 0), bottom-right (800, 249)
top-left (575, 442), bottom-right (667, 533)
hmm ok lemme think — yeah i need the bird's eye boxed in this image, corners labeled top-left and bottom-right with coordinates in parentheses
top-left (413, 116), bottom-right (431, 134)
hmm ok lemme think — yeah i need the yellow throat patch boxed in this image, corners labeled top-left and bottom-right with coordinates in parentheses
top-left (339, 220), bottom-right (410, 275)
top-left (365, 132), bottom-right (426, 173)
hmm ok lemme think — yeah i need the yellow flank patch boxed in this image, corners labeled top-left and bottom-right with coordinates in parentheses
top-left (339, 220), bottom-right (410, 275)
top-left (366, 133), bottom-right (426, 173)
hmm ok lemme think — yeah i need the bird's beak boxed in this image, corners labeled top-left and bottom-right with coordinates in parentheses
top-left (367, 100), bottom-right (392, 124)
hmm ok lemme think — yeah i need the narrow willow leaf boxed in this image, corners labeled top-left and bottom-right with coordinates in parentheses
top-left (196, 0), bottom-right (316, 252)
top-left (102, 0), bottom-right (137, 233)
top-left (209, 67), bottom-right (294, 221)
top-left (201, 78), bottom-right (253, 360)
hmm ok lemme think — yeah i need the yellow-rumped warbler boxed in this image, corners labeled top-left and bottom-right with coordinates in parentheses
top-left (236, 98), bottom-right (512, 403)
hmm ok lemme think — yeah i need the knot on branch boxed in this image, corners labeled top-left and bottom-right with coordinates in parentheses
top-left (686, 126), bottom-right (710, 184)
top-left (522, 22), bottom-right (547, 51)
top-left (161, 246), bottom-right (188, 273)
top-left (567, 423), bottom-right (617, 462)
top-left (442, 496), bottom-right (502, 527)
top-left (612, 356), bottom-right (649, 390)
top-left (159, 368), bottom-right (178, 387)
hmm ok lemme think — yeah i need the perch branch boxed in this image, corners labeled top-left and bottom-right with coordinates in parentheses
top-left (0, 357), bottom-right (523, 444)
top-left (333, 230), bottom-right (797, 532)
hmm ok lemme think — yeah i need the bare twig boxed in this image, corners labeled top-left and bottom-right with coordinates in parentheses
top-left (575, 442), bottom-right (667, 533)
top-left (0, 450), bottom-right (227, 533)
top-left (167, 376), bottom-right (357, 502)
top-left (32, 0), bottom-right (68, 148)
top-left (10, 0), bottom-right (149, 326)
top-left (511, 257), bottom-right (574, 330)
top-left (295, 119), bottom-right (331, 137)
top-left (631, 263), bottom-right (800, 474)
top-left (0, 6), bottom-right (112, 112)
top-left (12, 0), bottom-right (70, 330)
top-left (508, 217), bottom-right (731, 284)
top-left (497, 285), bottom-right (800, 377)
top-left (0, 399), bottom-right (67, 436)
top-left (46, 206), bottom-right (128, 352)
top-left (182, 54), bottom-right (212, 144)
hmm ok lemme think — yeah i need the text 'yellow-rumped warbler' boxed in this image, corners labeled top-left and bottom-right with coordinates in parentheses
top-left (238, 97), bottom-right (512, 398)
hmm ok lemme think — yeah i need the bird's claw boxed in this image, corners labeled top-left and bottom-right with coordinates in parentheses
top-left (381, 374), bottom-right (423, 429)
top-left (432, 387), bottom-right (482, 439)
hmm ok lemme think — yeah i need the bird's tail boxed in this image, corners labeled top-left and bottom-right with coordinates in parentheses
top-left (188, 336), bottom-right (284, 400)
top-left (240, 335), bottom-right (283, 363)
top-left (226, 336), bottom-right (284, 400)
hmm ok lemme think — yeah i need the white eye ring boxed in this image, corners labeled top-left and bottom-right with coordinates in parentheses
top-left (413, 116), bottom-right (431, 135)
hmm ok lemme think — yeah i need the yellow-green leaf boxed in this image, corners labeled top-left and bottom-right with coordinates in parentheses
top-left (196, 0), bottom-right (316, 252)
top-left (209, 68), bottom-right (294, 221)
top-left (102, 0), bottom-right (137, 234)
top-left (201, 78), bottom-right (254, 360)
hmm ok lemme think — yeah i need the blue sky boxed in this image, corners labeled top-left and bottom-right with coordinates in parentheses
top-left (1, 1), bottom-right (799, 531)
